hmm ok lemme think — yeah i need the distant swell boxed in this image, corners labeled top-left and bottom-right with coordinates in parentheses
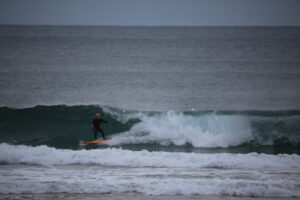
top-left (0, 105), bottom-right (300, 152)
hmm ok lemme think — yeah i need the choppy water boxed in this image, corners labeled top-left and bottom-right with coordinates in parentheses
top-left (0, 25), bottom-right (300, 198)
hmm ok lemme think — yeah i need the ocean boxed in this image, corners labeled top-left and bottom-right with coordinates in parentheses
top-left (0, 25), bottom-right (300, 199)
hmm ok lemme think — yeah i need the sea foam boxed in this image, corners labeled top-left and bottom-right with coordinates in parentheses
top-left (108, 111), bottom-right (254, 147)
top-left (1, 143), bottom-right (299, 197)
top-left (0, 143), bottom-right (299, 170)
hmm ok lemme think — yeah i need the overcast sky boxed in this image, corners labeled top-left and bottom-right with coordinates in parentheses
top-left (0, 0), bottom-right (300, 26)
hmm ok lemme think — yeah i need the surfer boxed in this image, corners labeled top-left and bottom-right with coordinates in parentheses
top-left (91, 113), bottom-right (108, 140)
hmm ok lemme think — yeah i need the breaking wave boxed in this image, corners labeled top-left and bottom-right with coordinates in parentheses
top-left (0, 105), bottom-right (299, 153)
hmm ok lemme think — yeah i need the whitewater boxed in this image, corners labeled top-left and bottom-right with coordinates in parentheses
top-left (0, 143), bottom-right (299, 197)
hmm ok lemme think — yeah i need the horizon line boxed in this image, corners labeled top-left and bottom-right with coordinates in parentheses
top-left (1, 24), bottom-right (300, 28)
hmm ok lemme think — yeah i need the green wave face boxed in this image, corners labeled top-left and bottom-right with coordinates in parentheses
top-left (0, 105), bottom-right (139, 149)
top-left (0, 105), bottom-right (299, 154)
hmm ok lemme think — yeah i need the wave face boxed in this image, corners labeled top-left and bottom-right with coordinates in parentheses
top-left (0, 105), bottom-right (300, 153)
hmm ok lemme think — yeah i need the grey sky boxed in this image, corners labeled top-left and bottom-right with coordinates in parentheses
top-left (0, 0), bottom-right (300, 26)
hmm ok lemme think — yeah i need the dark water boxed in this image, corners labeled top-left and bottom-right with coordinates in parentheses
top-left (0, 26), bottom-right (300, 111)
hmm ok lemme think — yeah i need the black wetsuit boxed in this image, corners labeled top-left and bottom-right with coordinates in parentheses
top-left (92, 118), bottom-right (108, 140)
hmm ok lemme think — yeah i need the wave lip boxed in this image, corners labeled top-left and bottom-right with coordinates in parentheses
top-left (1, 143), bottom-right (299, 170)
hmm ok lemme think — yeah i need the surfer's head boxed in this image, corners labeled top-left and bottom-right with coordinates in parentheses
top-left (95, 113), bottom-right (101, 119)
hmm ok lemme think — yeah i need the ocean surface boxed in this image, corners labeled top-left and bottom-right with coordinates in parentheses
top-left (0, 25), bottom-right (300, 199)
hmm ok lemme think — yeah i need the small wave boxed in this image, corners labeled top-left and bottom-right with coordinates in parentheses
top-left (0, 143), bottom-right (299, 170)
top-left (1, 143), bottom-right (300, 197)
top-left (1, 176), bottom-right (299, 197)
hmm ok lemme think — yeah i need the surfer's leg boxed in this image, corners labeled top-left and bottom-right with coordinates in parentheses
top-left (99, 129), bottom-right (106, 139)
top-left (93, 129), bottom-right (97, 140)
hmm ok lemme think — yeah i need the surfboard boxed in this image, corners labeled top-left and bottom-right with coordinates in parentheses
top-left (80, 139), bottom-right (110, 144)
